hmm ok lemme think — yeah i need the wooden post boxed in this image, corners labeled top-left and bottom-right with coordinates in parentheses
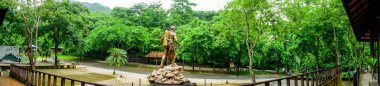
top-left (377, 15), bottom-right (380, 85)
top-left (311, 73), bottom-right (314, 86)
top-left (264, 82), bottom-right (269, 86)
top-left (53, 76), bottom-right (57, 86)
top-left (71, 80), bottom-right (75, 86)
top-left (294, 76), bottom-right (298, 86)
top-left (26, 69), bottom-right (29, 83)
top-left (301, 75), bottom-right (304, 86)
top-left (306, 74), bottom-right (309, 86)
top-left (371, 32), bottom-right (374, 58)
top-left (286, 78), bottom-right (290, 86)
top-left (38, 72), bottom-right (41, 86)
top-left (61, 78), bottom-right (65, 86)
top-left (42, 73), bottom-right (46, 86)
top-left (48, 75), bottom-right (51, 86)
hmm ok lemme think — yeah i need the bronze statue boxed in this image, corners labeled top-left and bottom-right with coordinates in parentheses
top-left (160, 26), bottom-right (180, 68)
top-left (148, 26), bottom-right (190, 85)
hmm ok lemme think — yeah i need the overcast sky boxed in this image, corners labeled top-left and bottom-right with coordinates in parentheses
top-left (74, 0), bottom-right (233, 11)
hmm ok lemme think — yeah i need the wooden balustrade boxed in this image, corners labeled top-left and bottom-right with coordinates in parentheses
top-left (242, 66), bottom-right (341, 86)
top-left (10, 64), bottom-right (106, 86)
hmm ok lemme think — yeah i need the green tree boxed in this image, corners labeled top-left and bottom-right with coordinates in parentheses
top-left (168, 0), bottom-right (196, 25)
top-left (111, 2), bottom-right (168, 28)
top-left (39, 0), bottom-right (89, 65)
top-left (0, 0), bottom-right (24, 46)
top-left (177, 19), bottom-right (214, 71)
top-left (17, 0), bottom-right (42, 69)
top-left (86, 25), bottom-right (148, 58)
top-left (105, 48), bottom-right (128, 75)
top-left (218, 0), bottom-right (271, 83)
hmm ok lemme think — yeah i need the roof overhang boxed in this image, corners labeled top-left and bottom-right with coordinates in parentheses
top-left (341, 0), bottom-right (380, 41)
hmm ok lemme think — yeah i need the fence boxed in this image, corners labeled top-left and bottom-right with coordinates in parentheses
top-left (242, 66), bottom-right (341, 86)
top-left (10, 64), bottom-right (105, 86)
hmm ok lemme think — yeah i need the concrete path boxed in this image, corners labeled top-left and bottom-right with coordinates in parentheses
top-left (360, 73), bottom-right (377, 86)
top-left (77, 62), bottom-right (284, 86)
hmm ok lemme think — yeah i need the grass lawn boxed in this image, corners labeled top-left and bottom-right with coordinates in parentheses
top-left (57, 54), bottom-right (81, 61)
top-left (36, 53), bottom-right (81, 61)
top-left (38, 69), bottom-right (116, 86)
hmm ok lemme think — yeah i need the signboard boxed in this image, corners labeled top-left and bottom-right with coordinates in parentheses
top-left (0, 46), bottom-right (20, 61)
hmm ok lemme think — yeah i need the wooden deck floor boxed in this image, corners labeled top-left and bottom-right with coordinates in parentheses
top-left (0, 71), bottom-right (25, 86)
top-left (0, 76), bottom-right (25, 86)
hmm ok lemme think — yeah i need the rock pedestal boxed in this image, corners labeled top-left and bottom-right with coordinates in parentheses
top-left (147, 64), bottom-right (190, 86)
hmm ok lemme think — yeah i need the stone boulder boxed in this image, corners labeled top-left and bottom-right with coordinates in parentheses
top-left (147, 64), bottom-right (190, 85)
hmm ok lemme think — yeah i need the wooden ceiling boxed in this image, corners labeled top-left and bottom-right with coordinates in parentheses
top-left (341, 0), bottom-right (380, 41)
top-left (0, 8), bottom-right (7, 26)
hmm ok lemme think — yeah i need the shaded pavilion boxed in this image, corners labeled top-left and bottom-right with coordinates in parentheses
top-left (145, 51), bottom-right (165, 65)
top-left (341, 0), bottom-right (380, 85)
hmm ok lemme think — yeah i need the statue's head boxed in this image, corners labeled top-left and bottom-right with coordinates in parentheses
top-left (170, 26), bottom-right (176, 31)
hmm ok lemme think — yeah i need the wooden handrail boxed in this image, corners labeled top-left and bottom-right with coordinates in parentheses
top-left (10, 64), bottom-right (106, 86)
top-left (241, 66), bottom-right (341, 86)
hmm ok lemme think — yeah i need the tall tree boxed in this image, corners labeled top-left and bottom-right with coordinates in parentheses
top-left (169, 0), bottom-right (196, 26)
top-left (40, 0), bottom-right (89, 65)
top-left (217, 0), bottom-right (271, 83)
top-left (18, 0), bottom-right (42, 69)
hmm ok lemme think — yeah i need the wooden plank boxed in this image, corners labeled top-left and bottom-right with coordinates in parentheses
top-left (286, 78), bottom-right (290, 86)
top-left (306, 74), bottom-right (310, 86)
top-left (42, 73), bottom-right (46, 86)
top-left (53, 76), bottom-right (57, 86)
top-left (38, 72), bottom-right (41, 86)
top-left (264, 82), bottom-right (269, 86)
top-left (48, 75), bottom-right (51, 86)
top-left (81, 82), bottom-right (85, 86)
top-left (61, 78), bottom-right (65, 86)
top-left (294, 76), bottom-right (298, 86)
top-left (70, 80), bottom-right (74, 86)
top-left (301, 75), bottom-right (304, 86)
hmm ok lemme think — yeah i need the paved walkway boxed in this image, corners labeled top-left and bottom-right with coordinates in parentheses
top-left (360, 73), bottom-right (377, 86)
top-left (77, 61), bottom-right (284, 85)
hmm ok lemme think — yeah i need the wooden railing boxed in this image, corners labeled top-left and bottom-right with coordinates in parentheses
top-left (242, 66), bottom-right (341, 86)
top-left (10, 64), bottom-right (106, 86)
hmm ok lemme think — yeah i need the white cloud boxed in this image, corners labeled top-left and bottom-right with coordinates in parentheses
top-left (74, 0), bottom-right (232, 11)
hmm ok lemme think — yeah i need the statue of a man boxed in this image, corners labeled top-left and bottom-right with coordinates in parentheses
top-left (160, 26), bottom-right (180, 68)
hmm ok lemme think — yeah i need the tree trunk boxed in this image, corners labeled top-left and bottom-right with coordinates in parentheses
top-left (192, 56), bottom-right (194, 72)
top-left (348, 28), bottom-right (358, 67)
top-left (28, 35), bottom-right (34, 69)
top-left (376, 18), bottom-right (380, 86)
top-left (243, 10), bottom-right (256, 83)
top-left (316, 37), bottom-right (320, 74)
top-left (333, 27), bottom-right (341, 65)
top-left (21, 12), bottom-right (35, 69)
top-left (237, 44), bottom-right (241, 75)
top-left (113, 67), bottom-right (116, 75)
top-left (34, 0), bottom-right (40, 58)
top-left (54, 28), bottom-right (59, 66)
